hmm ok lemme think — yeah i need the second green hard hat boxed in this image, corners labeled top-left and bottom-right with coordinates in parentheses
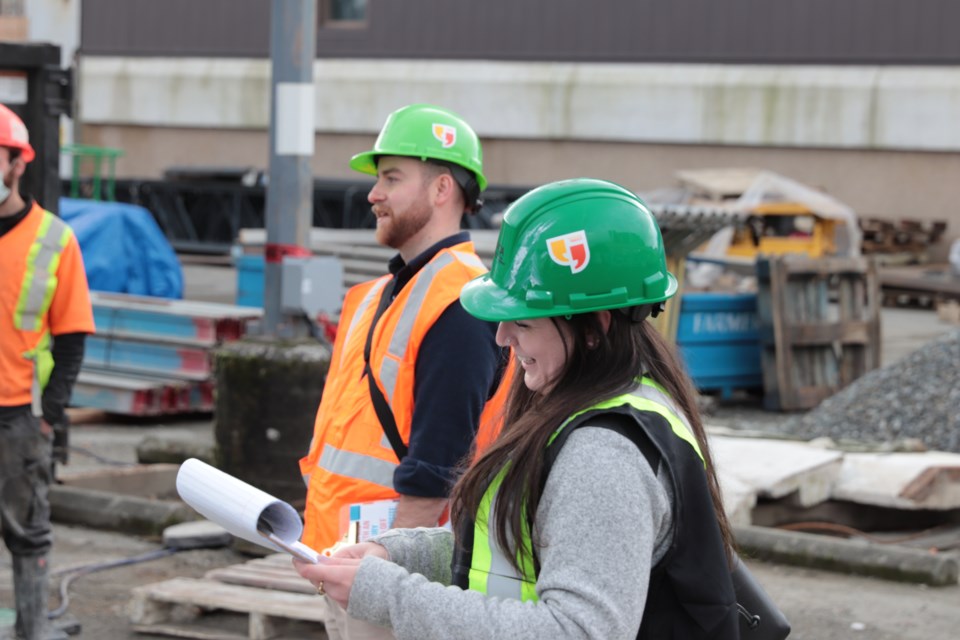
top-left (461, 178), bottom-right (678, 321)
top-left (350, 103), bottom-right (487, 191)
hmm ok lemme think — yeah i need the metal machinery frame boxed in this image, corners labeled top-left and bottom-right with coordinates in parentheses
top-left (0, 41), bottom-right (72, 215)
top-left (95, 171), bottom-right (530, 254)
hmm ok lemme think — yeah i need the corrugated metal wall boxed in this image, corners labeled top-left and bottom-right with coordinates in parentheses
top-left (81, 0), bottom-right (960, 64)
top-left (81, 0), bottom-right (269, 57)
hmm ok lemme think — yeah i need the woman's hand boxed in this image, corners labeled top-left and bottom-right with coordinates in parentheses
top-left (293, 542), bottom-right (389, 609)
top-left (329, 541), bottom-right (390, 561)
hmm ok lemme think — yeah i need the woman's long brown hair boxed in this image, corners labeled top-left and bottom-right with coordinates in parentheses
top-left (449, 309), bottom-right (733, 575)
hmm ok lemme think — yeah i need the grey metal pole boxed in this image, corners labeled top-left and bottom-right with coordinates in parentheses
top-left (263, 0), bottom-right (316, 337)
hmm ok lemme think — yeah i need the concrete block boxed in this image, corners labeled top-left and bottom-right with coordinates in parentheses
top-left (832, 451), bottom-right (960, 510)
top-left (735, 525), bottom-right (960, 586)
top-left (163, 520), bottom-right (233, 550)
top-left (718, 473), bottom-right (756, 527)
top-left (50, 484), bottom-right (197, 536)
top-left (58, 463), bottom-right (179, 499)
top-left (711, 435), bottom-right (843, 507)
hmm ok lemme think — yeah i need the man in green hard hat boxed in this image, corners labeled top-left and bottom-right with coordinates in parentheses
top-left (299, 104), bottom-right (511, 640)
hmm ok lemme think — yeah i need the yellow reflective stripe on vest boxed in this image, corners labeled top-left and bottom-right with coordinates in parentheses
top-left (14, 211), bottom-right (71, 332)
top-left (468, 379), bottom-right (704, 602)
top-left (468, 465), bottom-right (540, 602)
top-left (378, 253), bottom-right (455, 403)
top-left (317, 443), bottom-right (398, 490)
top-left (14, 211), bottom-right (71, 415)
top-left (552, 377), bottom-right (703, 463)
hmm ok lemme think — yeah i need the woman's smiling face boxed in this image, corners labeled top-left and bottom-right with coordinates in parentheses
top-left (496, 318), bottom-right (572, 394)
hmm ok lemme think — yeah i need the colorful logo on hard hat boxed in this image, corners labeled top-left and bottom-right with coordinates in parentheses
top-left (547, 231), bottom-right (590, 274)
top-left (432, 124), bottom-right (457, 148)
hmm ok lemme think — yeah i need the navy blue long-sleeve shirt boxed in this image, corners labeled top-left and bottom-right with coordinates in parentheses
top-left (383, 232), bottom-right (507, 497)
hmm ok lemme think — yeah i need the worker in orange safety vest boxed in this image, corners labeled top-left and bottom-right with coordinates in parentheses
top-left (298, 104), bottom-right (512, 640)
top-left (0, 103), bottom-right (95, 640)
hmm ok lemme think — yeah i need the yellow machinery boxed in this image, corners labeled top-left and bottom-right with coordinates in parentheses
top-left (671, 168), bottom-right (854, 260)
top-left (726, 202), bottom-right (839, 259)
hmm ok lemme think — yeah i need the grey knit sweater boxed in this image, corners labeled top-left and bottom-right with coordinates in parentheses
top-left (347, 426), bottom-right (674, 640)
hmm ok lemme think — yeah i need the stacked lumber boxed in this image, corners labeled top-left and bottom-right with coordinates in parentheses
top-left (859, 216), bottom-right (948, 261)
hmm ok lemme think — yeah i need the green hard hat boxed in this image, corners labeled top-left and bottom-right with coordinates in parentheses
top-left (350, 103), bottom-right (487, 191)
top-left (461, 178), bottom-right (678, 321)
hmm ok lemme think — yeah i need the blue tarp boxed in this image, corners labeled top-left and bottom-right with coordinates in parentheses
top-left (60, 198), bottom-right (184, 299)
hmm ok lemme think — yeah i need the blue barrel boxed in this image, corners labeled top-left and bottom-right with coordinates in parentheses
top-left (676, 292), bottom-right (763, 398)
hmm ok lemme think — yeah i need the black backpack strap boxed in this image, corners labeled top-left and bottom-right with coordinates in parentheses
top-left (363, 278), bottom-right (408, 461)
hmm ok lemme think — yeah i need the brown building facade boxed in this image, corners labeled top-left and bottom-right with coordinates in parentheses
top-left (75, 1), bottom-right (960, 252)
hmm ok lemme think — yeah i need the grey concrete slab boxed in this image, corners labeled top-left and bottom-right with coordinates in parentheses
top-left (832, 451), bottom-right (960, 510)
top-left (163, 520), bottom-right (233, 550)
top-left (717, 472), bottom-right (756, 527)
top-left (710, 435), bottom-right (844, 507)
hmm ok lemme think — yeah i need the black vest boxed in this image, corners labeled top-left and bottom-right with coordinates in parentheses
top-left (453, 403), bottom-right (740, 639)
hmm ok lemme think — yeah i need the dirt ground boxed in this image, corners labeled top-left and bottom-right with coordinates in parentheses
top-left (0, 520), bottom-right (958, 640)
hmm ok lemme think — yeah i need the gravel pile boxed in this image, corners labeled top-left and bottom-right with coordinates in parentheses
top-left (780, 328), bottom-right (960, 453)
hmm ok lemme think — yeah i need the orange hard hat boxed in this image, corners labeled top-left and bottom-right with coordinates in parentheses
top-left (0, 103), bottom-right (35, 163)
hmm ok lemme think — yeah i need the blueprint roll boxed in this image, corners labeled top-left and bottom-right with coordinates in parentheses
top-left (175, 458), bottom-right (320, 563)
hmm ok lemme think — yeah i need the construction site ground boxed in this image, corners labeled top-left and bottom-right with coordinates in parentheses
top-left (2, 262), bottom-right (960, 640)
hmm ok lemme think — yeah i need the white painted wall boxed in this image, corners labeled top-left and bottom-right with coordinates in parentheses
top-left (80, 57), bottom-right (960, 153)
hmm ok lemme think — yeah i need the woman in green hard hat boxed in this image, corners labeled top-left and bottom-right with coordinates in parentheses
top-left (295, 179), bottom-right (742, 639)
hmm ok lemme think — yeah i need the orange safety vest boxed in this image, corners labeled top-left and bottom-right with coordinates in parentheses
top-left (0, 202), bottom-right (95, 410)
top-left (299, 241), bottom-right (511, 551)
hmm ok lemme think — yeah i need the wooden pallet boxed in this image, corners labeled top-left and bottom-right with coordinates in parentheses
top-left (756, 255), bottom-right (881, 411)
top-left (129, 554), bottom-right (327, 640)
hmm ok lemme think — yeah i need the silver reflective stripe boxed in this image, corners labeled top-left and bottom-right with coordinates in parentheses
top-left (451, 250), bottom-right (485, 270)
top-left (484, 502), bottom-right (524, 600)
top-left (379, 357), bottom-right (401, 405)
top-left (318, 443), bottom-right (397, 490)
top-left (378, 253), bottom-right (454, 402)
top-left (631, 382), bottom-right (695, 443)
top-left (339, 278), bottom-right (388, 370)
top-left (302, 473), bottom-right (310, 487)
top-left (30, 369), bottom-right (42, 417)
top-left (486, 571), bottom-right (526, 600)
top-left (18, 214), bottom-right (69, 331)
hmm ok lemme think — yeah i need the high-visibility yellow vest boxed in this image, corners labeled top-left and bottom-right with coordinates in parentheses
top-left (13, 207), bottom-right (72, 415)
top-left (465, 377), bottom-right (703, 601)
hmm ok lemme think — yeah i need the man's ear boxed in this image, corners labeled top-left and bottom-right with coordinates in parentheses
top-left (431, 172), bottom-right (459, 207)
top-left (8, 156), bottom-right (27, 181)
